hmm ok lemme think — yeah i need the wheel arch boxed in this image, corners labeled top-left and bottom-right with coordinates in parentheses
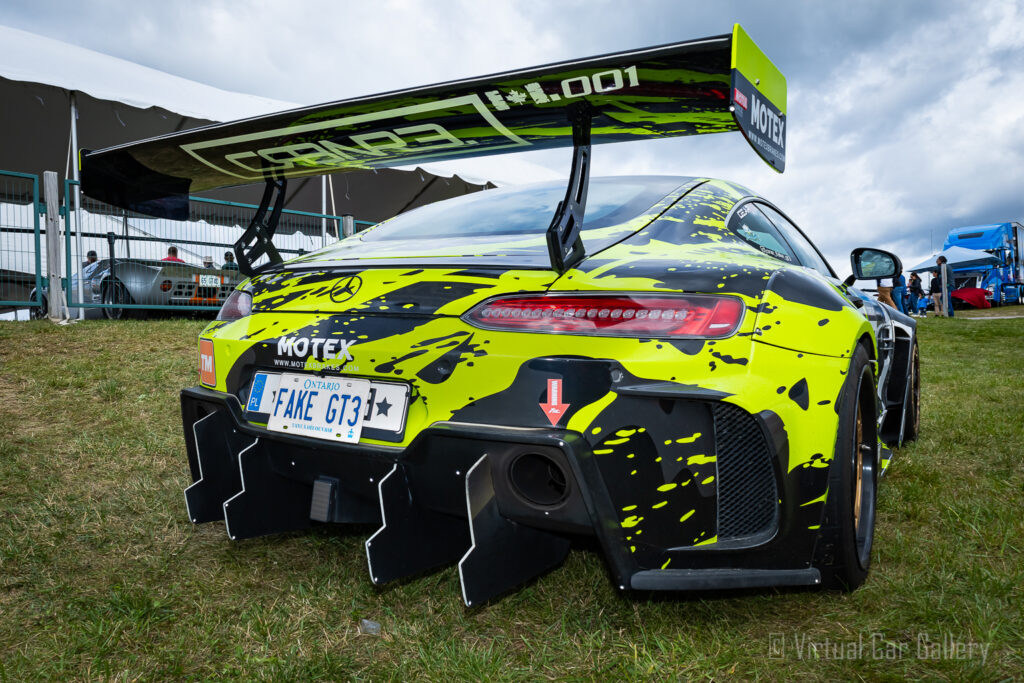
top-left (879, 319), bottom-right (918, 445)
top-left (813, 344), bottom-right (879, 590)
top-left (855, 332), bottom-right (876, 362)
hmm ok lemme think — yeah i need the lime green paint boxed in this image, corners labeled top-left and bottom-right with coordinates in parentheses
top-left (801, 490), bottom-right (829, 507)
top-left (731, 24), bottom-right (787, 114)
top-left (568, 392), bottom-right (616, 433)
top-left (621, 516), bottom-right (643, 528)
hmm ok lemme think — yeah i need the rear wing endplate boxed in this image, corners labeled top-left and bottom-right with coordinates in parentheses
top-left (81, 24), bottom-right (785, 274)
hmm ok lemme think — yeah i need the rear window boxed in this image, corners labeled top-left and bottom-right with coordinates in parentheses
top-left (360, 177), bottom-right (687, 248)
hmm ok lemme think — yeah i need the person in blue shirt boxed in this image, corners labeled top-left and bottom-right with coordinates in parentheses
top-left (892, 271), bottom-right (907, 314)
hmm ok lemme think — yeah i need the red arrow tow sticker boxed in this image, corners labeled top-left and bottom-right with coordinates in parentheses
top-left (540, 378), bottom-right (570, 426)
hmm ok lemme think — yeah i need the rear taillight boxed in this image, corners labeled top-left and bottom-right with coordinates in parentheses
top-left (464, 293), bottom-right (744, 338)
top-left (216, 289), bottom-right (252, 321)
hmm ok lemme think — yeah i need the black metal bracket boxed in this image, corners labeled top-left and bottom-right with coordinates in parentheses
top-left (546, 103), bottom-right (593, 273)
top-left (235, 177), bottom-right (287, 277)
top-left (105, 231), bottom-right (118, 284)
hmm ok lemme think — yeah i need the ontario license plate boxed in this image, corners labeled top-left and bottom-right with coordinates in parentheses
top-left (199, 274), bottom-right (221, 287)
top-left (247, 372), bottom-right (408, 442)
top-left (266, 374), bottom-right (370, 443)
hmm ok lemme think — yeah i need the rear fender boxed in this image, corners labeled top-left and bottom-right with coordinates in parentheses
top-left (754, 268), bottom-right (873, 359)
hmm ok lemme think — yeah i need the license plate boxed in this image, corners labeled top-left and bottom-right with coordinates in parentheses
top-left (199, 274), bottom-right (221, 287)
top-left (247, 372), bottom-right (408, 442)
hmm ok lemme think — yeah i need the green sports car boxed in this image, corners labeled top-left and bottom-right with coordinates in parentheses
top-left (80, 25), bottom-right (920, 605)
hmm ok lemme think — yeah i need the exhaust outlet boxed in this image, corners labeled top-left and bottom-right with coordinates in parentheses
top-left (509, 452), bottom-right (569, 507)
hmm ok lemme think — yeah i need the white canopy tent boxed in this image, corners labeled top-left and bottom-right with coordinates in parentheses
top-left (0, 23), bottom-right (514, 241)
top-left (906, 246), bottom-right (1001, 273)
top-left (0, 25), bottom-right (560, 317)
top-left (0, 24), bottom-right (556, 199)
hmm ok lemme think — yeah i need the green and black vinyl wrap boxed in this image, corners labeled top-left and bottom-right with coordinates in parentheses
top-left (81, 25), bottom-right (786, 217)
top-left (181, 179), bottom-right (882, 594)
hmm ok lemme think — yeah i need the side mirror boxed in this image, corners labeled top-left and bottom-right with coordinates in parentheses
top-left (844, 247), bottom-right (903, 286)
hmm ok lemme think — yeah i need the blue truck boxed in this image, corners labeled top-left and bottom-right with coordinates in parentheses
top-left (943, 222), bottom-right (1024, 305)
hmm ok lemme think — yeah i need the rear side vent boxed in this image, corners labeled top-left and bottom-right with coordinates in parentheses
top-left (712, 403), bottom-right (778, 540)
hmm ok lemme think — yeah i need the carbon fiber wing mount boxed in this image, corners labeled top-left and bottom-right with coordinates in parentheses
top-left (234, 177), bottom-right (287, 277)
top-left (546, 103), bottom-right (592, 274)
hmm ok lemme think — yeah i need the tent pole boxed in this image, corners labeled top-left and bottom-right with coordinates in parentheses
top-left (321, 175), bottom-right (327, 248)
top-left (328, 175), bottom-right (338, 238)
top-left (941, 266), bottom-right (949, 317)
top-left (70, 92), bottom-right (86, 319)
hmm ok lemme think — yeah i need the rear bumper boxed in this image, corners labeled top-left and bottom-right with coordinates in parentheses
top-left (181, 385), bottom-right (824, 603)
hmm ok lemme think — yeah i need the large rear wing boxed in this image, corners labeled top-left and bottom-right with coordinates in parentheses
top-left (81, 24), bottom-right (786, 273)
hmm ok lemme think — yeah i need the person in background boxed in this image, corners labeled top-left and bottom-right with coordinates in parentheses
top-left (203, 255), bottom-right (217, 269)
top-left (162, 246), bottom-right (186, 263)
top-left (892, 271), bottom-right (907, 314)
top-left (929, 270), bottom-right (945, 316)
top-left (908, 272), bottom-right (924, 317)
top-left (937, 255), bottom-right (955, 317)
top-left (877, 275), bottom-right (896, 308)
top-left (221, 251), bottom-right (239, 271)
top-left (82, 249), bottom-right (102, 280)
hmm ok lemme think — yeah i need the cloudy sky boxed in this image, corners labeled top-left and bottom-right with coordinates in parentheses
top-left (2, 0), bottom-right (1022, 270)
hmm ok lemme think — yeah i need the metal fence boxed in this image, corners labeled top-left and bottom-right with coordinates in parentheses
top-left (0, 172), bottom-right (375, 320)
top-left (0, 170), bottom-right (42, 316)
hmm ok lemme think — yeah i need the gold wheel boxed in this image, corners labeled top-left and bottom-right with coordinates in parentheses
top-left (819, 346), bottom-right (877, 590)
top-left (854, 408), bottom-right (863, 529)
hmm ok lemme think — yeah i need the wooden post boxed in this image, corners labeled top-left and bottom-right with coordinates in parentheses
top-left (43, 171), bottom-right (68, 321)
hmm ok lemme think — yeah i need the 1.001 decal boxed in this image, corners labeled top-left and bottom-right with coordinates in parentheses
top-left (484, 66), bottom-right (640, 110)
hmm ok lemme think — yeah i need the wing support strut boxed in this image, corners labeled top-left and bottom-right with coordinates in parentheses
top-left (546, 104), bottom-right (593, 274)
top-left (235, 178), bottom-right (287, 277)
top-left (235, 107), bottom-right (591, 277)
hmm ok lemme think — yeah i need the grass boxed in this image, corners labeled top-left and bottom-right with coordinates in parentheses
top-left (955, 303), bottom-right (1024, 319)
top-left (0, 316), bottom-right (1022, 681)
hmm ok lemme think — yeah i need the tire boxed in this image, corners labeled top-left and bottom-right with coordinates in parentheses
top-left (31, 294), bottom-right (48, 320)
top-left (103, 280), bottom-right (131, 320)
top-left (816, 345), bottom-right (878, 591)
top-left (902, 339), bottom-right (921, 443)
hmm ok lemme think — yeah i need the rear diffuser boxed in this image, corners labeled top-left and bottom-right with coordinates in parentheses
top-left (458, 455), bottom-right (570, 606)
top-left (365, 464), bottom-right (470, 585)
